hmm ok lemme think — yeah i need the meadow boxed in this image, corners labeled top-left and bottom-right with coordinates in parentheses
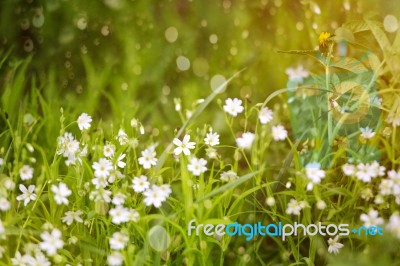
top-left (1, 0), bottom-right (400, 265)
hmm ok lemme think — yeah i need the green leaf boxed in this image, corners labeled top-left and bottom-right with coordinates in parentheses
top-left (331, 57), bottom-right (367, 72)
top-left (364, 19), bottom-right (392, 55)
top-left (342, 20), bottom-right (371, 33)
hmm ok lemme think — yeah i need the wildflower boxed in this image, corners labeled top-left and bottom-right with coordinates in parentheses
top-left (116, 153), bottom-right (126, 168)
top-left (112, 193), bottom-right (127, 205)
top-left (11, 251), bottom-right (33, 266)
top-left (0, 197), bottom-right (10, 211)
top-left (32, 251), bottom-right (51, 265)
top-left (305, 162), bottom-right (325, 184)
top-left (386, 111), bottom-right (400, 127)
top-left (89, 189), bottom-right (112, 203)
top-left (16, 184), bottom-right (36, 206)
top-left (93, 158), bottom-right (113, 178)
top-left (286, 199), bottom-right (304, 215)
top-left (360, 127), bottom-right (375, 139)
top-left (39, 228), bottom-right (64, 256)
top-left (370, 161), bottom-right (385, 177)
top-left (319, 32), bottom-right (333, 48)
top-left (220, 170), bottom-right (239, 182)
top-left (103, 144), bottom-right (116, 158)
top-left (187, 157), bottom-right (207, 176)
top-left (109, 206), bottom-right (130, 224)
top-left (132, 175), bottom-right (150, 193)
top-left (19, 165), bottom-right (34, 180)
top-left (388, 170), bottom-right (400, 195)
top-left (107, 251), bottom-right (124, 266)
top-left (236, 132), bottom-right (255, 149)
top-left (285, 65), bottom-right (309, 83)
top-left (360, 209), bottom-right (384, 227)
top-left (77, 113), bottom-right (92, 131)
top-left (138, 148), bottom-right (158, 169)
top-left (51, 182), bottom-right (72, 205)
top-left (206, 147), bottom-right (218, 159)
top-left (204, 130), bottom-right (220, 146)
top-left (223, 98), bottom-right (244, 117)
top-left (355, 163), bottom-right (376, 182)
top-left (316, 200), bottom-right (327, 210)
top-left (327, 235), bottom-right (344, 254)
top-left (129, 209), bottom-right (140, 222)
top-left (62, 210), bottom-right (84, 226)
top-left (386, 212), bottom-right (400, 239)
top-left (342, 163), bottom-right (355, 176)
top-left (266, 197), bottom-right (275, 206)
top-left (109, 232), bottom-right (129, 250)
top-left (92, 175), bottom-right (109, 189)
top-left (159, 184), bottom-right (172, 199)
top-left (173, 134), bottom-right (195, 156)
top-left (143, 185), bottom-right (166, 208)
top-left (258, 107), bottom-right (273, 124)
top-left (116, 129), bottom-right (129, 145)
top-left (272, 125), bottom-right (288, 141)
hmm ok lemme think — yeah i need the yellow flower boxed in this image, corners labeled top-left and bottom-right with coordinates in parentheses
top-left (318, 32), bottom-right (332, 47)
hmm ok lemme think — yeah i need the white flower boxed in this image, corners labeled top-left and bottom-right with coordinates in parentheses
top-left (19, 165), bottom-right (34, 180)
top-left (107, 251), bottom-right (124, 266)
top-left (31, 252), bottom-right (51, 266)
top-left (386, 212), bottom-right (400, 239)
top-left (355, 163), bottom-right (376, 182)
top-left (109, 206), bottom-right (130, 224)
top-left (116, 153), bottom-right (126, 169)
top-left (360, 209), bottom-right (384, 227)
top-left (109, 232), bottom-right (129, 250)
top-left (116, 129), bottom-right (129, 145)
top-left (39, 228), bottom-right (64, 256)
top-left (286, 199), bottom-right (304, 215)
top-left (305, 162), bottom-right (325, 184)
top-left (16, 184), bottom-right (37, 206)
top-left (187, 157), bottom-right (207, 176)
top-left (138, 148), bottom-right (158, 169)
top-left (387, 170), bottom-right (400, 195)
top-left (342, 163), bottom-right (355, 176)
top-left (173, 134), bottom-right (195, 156)
top-left (266, 197), bottom-right (276, 206)
top-left (129, 209), bottom-right (140, 222)
top-left (103, 144), bottom-right (116, 158)
top-left (316, 200), bottom-right (327, 210)
top-left (258, 107), bottom-right (273, 124)
top-left (220, 170), bottom-right (238, 182)
top-left (0, 197), bottom-right (10, 211)
top-left (51, 182), bottom-right (72, 205)
top-left (89, 189), bottom-right (112, 203)
top-left (93, 158), bottom-right (113, 178)
top-left (112, 193), bottom-right (127, 205)
top-left (204, 130), bottom-right (220, 146)
top-left (272, 125), bottom-right (288, 141)
top-left (132, 175), bottom-right (150, 193)
top-left (236, 132), bottom-right (255, 149)
top-left (223, 98), bottom-right (244, 117)
top-left (158, 184), bottom-right (172, 200)
top-left (285, 65), bottom-right (309, 83)
top-left (360, 127), bottom-right (375, 139)
top-left (143, 185), bottom-right (166, 208)
top-left (386, 111), bottom-right (400, 127)
top-left (62, 210), bottom-right (84, 226)
top-left (327, 235), bottom-right (344, 254)
top-left (11, 251), bottom-right (32, 266)
top-left (77, 113), bottom-right (92, 131)
top-left (92, 175), bottom-right (109, 189)
top-left (206, 147), bottom-right (218, 159)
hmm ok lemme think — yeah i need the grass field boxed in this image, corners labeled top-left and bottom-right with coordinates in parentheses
top-left (1, 0), bottom-right (400, 265)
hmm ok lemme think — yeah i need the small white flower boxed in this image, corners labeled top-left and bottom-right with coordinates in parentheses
top-left (93, 158), bottom-right (113, 178)
top-left (187, 157), bottom-right (207, 176)
top-left (112, 193), bottom-right (127, 205)
top-left (129, 209), bottom-right (140, 222)
top-left (0, 197), bottom-right (10, 212)
top-left (285, 65), bottom-right (309, 83)
top-left (116, 129), bottom-right (129, 145)
top-left (258, 107), bottom-right (273, 124)
top-left (103, 144), bottom-right (116, 158)
top-left (92, 175), bottom-right (109, 189)
top-left (316, 200), bottom-right (327, 210)
top-left (223, 98), bottom-right (244, 117)
top-left (62, 210), bottom-right (84, 226)
top-left (173, 134), bottom-right (195, 156)
top-left (360, 209), bottom-right (384, 227)
top-left (11, 251), bottom-right (32, 266)
top-left (360, 127), bottom-right (375, 139)
top-left (107, 251), bottom-right (124, 266)
top-left (19, 165), bottom-right (34, 180)
top-left (89, 189), bottom-right (112, 203)
top-left (266, 197), bottom-right (275, 206)
top-left (143, 185), bottom-right (166, 208)
top-left (327, 235), bottom-right (344, 254)
top-left (236, 132), bottom-right (255, 149)
top-left (39, 228), bottom-right (64, 256)
top-left (272, 125), bottom-right (288, 141)
top-left (386, 212), bottom-right (400, 239)
top-left (109, 206), bottom-right (130, 224)
top-left (205, 147), bottom-right (218, 159)
top-left (109, 232), bottom-right (129, 250)
top-left (132, 175), bottom-right (150, 193)
top-left (220, 170), bottom-right (238, 182)
top-left (204, 130), bottom-right (220, 146)
top-left (342, 163), bottom-right (355, 176)
top-left (158, 184), bottom-right (172, 200)
top-left (305, 162), bottom-right (325, 184)
top-left (286, 199), bottom-right (305, 215)
top-left (16, 184), bottom-right (37, 206)
top-left (138, 148), bottom-right (158, 169)
top-left (355, 163), bottom-right (380, 182)
top-left (77, 113), bottom-right (92, 131)
top-left (116, 153), bottom-right (126, 169)
top-left (51, 182), bottom-right (72, 205)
